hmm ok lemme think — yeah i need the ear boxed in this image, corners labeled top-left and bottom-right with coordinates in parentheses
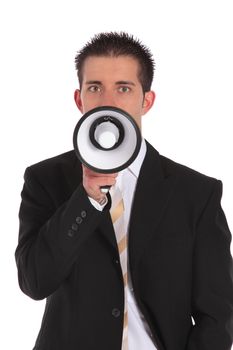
top-left (142, 90), bottom-right (156, 115)
top-left (74, 89), bottom-right (83, 113)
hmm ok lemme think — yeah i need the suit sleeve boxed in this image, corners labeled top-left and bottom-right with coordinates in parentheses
top-left (15, 166), bottom-right (107, 301)
top-left (187, 180), bottom-right (233, 350)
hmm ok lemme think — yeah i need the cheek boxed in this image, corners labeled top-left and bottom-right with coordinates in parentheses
top-left (132, 102), bottom-right (145, 116)
top-left (80, 95), bottom-right (97, 112)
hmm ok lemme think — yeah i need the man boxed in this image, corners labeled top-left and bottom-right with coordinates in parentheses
top-left (15, 32), bottom-right (233, 350)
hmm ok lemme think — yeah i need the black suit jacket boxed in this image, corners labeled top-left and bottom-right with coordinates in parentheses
top-left (15, 141), bottom-right (233, 350)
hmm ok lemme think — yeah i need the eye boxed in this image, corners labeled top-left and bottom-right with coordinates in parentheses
top-left (88, 85), bottom-right (101, 93)
top-left (118, 86), bottom-right (131, 93)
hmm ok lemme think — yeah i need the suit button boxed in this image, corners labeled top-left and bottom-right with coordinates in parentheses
top-left (67, 229), bottom-right (74, 238)
top-left (81, 210), bottom-right (86, 218)
top-left (76, 217), bottom-right (82, 224)
top-left (72, 223), bottom-right (78, 231)
top-left (112, 308), bottom-right (120, 318)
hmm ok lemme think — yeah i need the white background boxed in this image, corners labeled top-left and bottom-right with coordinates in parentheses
top-left (0, 0), bottom-right (232, 349)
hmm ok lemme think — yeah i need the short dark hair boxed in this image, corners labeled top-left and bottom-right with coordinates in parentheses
top-left (75, 32), bottom-right (155, 93)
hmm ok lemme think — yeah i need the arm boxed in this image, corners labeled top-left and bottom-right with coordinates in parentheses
top-left (15, 166), bottom-right (108, 300)
top-left (187, 180), bottom-right (233, 349)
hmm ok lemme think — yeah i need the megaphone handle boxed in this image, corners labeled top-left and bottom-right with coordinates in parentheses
top-left (100, 186), bottom-right (111, 194)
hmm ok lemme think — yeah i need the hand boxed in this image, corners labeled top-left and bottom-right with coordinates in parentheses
top-left (82, 165), bottom-right (118, 204)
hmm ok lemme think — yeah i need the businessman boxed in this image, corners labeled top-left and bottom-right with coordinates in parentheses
top-left (15, 32), bottom-right (233, 350)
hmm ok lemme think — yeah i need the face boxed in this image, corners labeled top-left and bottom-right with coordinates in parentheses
top-left (74, 55), bottom-right (155, 129)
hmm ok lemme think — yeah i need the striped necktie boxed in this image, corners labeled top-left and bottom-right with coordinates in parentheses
top-left (110, 186), bottom-right (128, 350)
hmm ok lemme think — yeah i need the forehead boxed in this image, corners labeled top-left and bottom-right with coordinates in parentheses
top-left (82, 55), bottom-right (140, 82)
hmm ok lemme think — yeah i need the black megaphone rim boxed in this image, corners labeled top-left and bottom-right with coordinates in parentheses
top-left (73, 106), bottom-right (142, 174)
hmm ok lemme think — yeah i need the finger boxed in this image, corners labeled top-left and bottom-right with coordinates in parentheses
top-left (82, 164), bottom-right (118, 178)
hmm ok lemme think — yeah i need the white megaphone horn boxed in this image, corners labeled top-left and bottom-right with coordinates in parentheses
top-left (73, 106), bottom-right (142, 192)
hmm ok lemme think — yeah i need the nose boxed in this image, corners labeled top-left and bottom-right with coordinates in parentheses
top-left (99, 91), bottom-right (117, 108)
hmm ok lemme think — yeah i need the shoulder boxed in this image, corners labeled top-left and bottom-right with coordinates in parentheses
top-left (29, 150), bottom-right (77, 169)
top-left (161, 153), bottom-right (218, 184)
top-left (146, 141), bottom-right (222, 198)
top-left (26, 150), bottom-right (79, 176)
top-left (161, 153), bottom-right (222, 197)
top-left (23, 150), bottom-right (82, 194)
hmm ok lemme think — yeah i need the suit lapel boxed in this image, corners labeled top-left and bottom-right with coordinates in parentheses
top-left (70, 145), bottom-right (177, 259)
top-left (99, 210), bottom-right (119, 250)
top-left (128, 142), bottom-right (177, 270)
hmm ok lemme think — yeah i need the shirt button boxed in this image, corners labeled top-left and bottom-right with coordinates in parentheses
top-left (67, 229), bottom-right (74, 238)
top-left (72, 223), bottom-right (78, 231)
top-left (81, 210), bottom-right (87, 218)
top-left (76, 217), bottom-right (82, 224)
top-left (112, 308), bottom-right (121, 318)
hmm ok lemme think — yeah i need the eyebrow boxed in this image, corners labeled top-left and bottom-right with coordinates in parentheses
top-left (115, 81), bottom-right (136, 86)
top-left (85, 80), bottom-right (102, 85)
top-left (85, 80), bottom-right (136, 86)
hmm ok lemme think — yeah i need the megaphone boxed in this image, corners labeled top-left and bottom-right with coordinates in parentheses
top-left (73, 106), bottom-right (142, 174)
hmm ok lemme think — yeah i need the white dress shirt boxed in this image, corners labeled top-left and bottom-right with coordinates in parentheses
top-left (89, 139), bottom-right (157, 349)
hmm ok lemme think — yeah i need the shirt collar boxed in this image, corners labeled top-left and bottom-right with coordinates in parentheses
top-left (116, 139), bottom-right (146, 192)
